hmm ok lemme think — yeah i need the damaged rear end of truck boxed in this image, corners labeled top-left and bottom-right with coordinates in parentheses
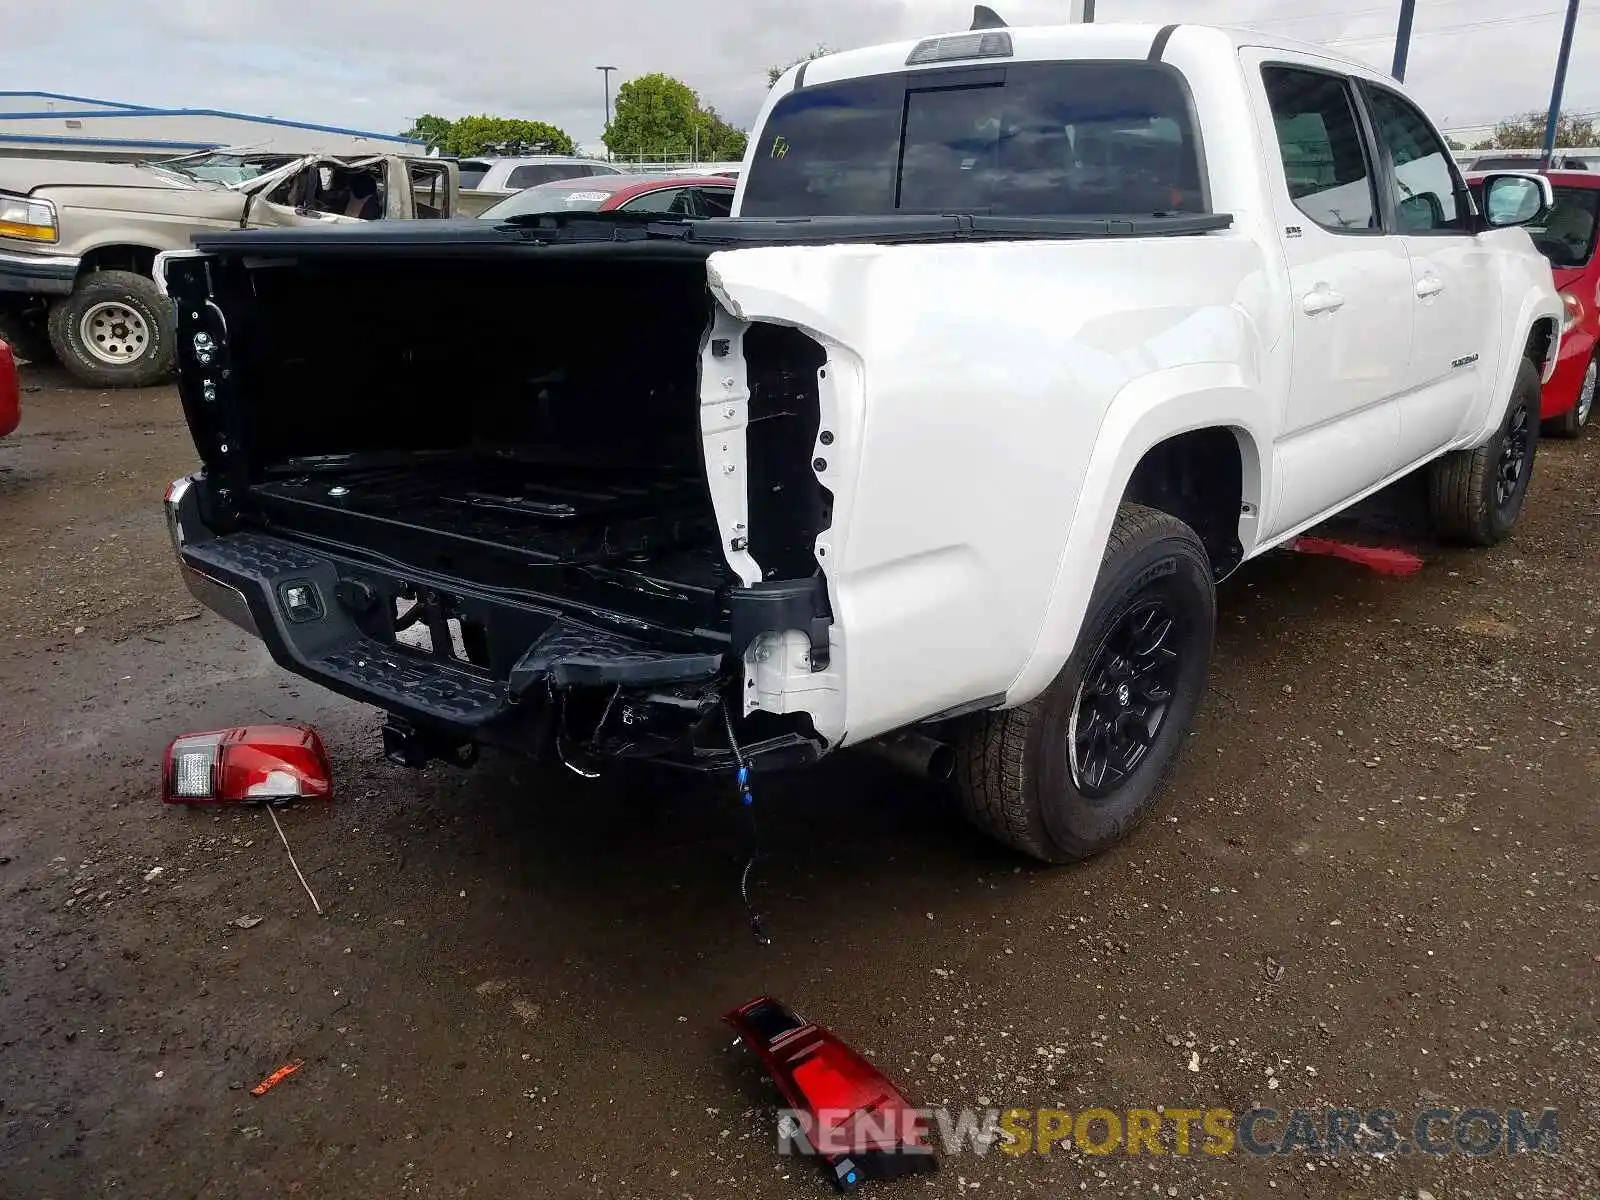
top-left (159, 19), bottom-right (1250, 813)
top-left (163, 218), bottom-right (851, 775)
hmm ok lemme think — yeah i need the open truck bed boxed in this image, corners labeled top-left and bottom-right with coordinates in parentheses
top-left (163, 211), bottom-right (1226, 774)
top-left (161, 217), bottom-right (845, 771)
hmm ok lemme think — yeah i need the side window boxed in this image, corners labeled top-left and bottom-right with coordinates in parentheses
top-left (410, 165), bottom-right (447, 218)
top-left (507, 164), bottom-right (580, 189)
top-left (617, 187), bottom-right (691, 214)
top-left (1362, 86), bottom-right (1470, 233)
top-left (694, 187), bottom-right (734, 217)
top-left (1261, 66), bottom-right (1379, 232)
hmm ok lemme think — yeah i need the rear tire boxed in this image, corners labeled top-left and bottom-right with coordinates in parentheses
top-left (0, 308), bottom-right (57, 366)
top-left (1543, 353), bottom-right (1595, 439)
top-left (46, 270), bottom-right (175, 388)
top-left (1428, 358), bottom-right (1541, 547)
top-left (952, 503), bottom-right (1215, 863)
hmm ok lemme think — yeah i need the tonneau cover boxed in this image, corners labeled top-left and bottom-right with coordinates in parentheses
top-left (189, 210), bottom-right (1235, 255)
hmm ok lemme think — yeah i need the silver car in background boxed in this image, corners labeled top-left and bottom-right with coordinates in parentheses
top-left (456, 156), bottom-right (622, 216)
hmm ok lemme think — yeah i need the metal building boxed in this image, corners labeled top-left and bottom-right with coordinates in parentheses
top-left (0, 92), bottom-right (422, 161)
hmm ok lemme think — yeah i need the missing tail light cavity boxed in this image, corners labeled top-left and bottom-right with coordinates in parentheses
top-left (744, 324), bottom-right (831, 581)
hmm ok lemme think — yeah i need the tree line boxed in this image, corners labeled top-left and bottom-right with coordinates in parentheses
top-left (1470, 111), bottom-right (1597, 151)
top-left (409, 53), bottom-right (1594, 164)
top-left (406, 52), bottom-right (836, 162)
top-left (406, 70), bottom-right (770, 162)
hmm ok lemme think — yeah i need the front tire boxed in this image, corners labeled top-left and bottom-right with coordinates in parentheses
top-left (47, 270), bottom-right (175, 388)
top-left (1544, 352), bottom-right (1595, 439)
top-left (1428, 358), bottom-right (1541, 546)
top-left (953, 504), bottom-right (1216, 863)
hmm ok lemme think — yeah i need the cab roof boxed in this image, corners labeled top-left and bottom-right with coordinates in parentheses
top-left (782, 21), bottom-right (1391, 90)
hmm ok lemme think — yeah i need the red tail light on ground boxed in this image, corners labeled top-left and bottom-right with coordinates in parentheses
top-left (162, 725), bottom-right (333, 805)
top-left (725, 997), bottom-right (937, 1191)
top-left (0, 338), bottom-right (20, 439)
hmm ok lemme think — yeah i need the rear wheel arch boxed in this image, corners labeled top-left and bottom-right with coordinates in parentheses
top-left (1002, 380), bottom-right (1272, 710)
top-left (1120, 424), bottom-right (1260, 580)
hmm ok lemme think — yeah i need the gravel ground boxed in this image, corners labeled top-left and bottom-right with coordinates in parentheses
top-left (0, 364), bottom-right (1595, 1200)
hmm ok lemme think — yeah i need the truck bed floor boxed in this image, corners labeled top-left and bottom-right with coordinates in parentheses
top-left (250, 456), bottom-right (723, 571)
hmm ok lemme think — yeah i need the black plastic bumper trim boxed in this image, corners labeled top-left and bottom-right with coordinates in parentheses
top-left (729, 578), bottom-right (832, 669)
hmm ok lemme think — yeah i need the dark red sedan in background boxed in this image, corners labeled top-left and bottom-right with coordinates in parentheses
top-left (1470, 170), bottom-right (1599, 437)
top-left (0, 337), bottom-right (20, 439)
top-left (478, 173), bottom-right (736, 221)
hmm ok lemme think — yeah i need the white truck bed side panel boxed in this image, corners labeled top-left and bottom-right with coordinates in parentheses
top-left (712, 233), bottom-right (1272, 743)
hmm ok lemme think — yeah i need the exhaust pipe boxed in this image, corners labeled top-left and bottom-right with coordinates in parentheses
top-left (858, 732), bottom-right (956, 782)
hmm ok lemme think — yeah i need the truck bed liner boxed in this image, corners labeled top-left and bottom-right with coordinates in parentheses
top-left (250, 457), bottom-right (728, 574)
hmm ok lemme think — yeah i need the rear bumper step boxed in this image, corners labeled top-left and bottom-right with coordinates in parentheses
top-left (182, 531), bottom-right (511, 734)
top-left (172, 522), bottom-right (822, 772)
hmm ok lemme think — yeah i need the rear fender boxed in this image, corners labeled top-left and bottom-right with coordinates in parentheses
top-left (1004, 365), bottom-right (1272, 708)
top-left (705, 241), bottom-right (1272, 744)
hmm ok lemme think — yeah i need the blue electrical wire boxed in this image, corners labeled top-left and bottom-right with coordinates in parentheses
top-left (724, 701), bottom-right (770, 946)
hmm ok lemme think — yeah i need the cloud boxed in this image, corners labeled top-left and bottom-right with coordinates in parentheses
top-left (4, 0), bottom-right (1595, 146)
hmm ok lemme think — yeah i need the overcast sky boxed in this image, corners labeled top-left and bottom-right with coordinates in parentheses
top-left (7, 0), bottom-right (1596, 149)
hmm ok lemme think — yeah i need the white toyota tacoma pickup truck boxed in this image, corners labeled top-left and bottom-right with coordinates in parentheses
top-left (160, 15), bottom-right (1561, 862)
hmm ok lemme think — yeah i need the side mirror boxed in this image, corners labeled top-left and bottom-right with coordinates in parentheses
top-left (1480, 172), bottom-right (1554, 228)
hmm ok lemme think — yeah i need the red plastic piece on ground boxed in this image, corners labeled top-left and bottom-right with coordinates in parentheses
top-left (725, 997), bottom-right (936, 1192)
top-left (250, 1059), bottom-right (304, 1096)
top-left (0, 338), bottom-right (20, 439)
top-left (162, 724), bottom-right (333, 805)
top-left (1290, 536), bottom-right (1424, 576)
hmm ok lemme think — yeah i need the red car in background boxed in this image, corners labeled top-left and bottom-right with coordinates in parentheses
top-left (0, 337), bottom-right (20, 439)
top-left (1469, 170), bottom-right (1599, 437)
top-left (477, 173), bottom-right (736, 221)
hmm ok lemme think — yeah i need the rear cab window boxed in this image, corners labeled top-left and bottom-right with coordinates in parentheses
top-left (740, 60), bottom-right (1207, 217)
top-left (506, 164), bottom-right (589, 189)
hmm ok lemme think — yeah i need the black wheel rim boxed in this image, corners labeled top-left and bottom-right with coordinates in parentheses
top-left (1068, 599), bottom-right (1185, 799)
top-left (1496, 402), bottom-right (1531, 509)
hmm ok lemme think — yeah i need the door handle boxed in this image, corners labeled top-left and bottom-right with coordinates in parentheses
top-left (1301, 286), bottom-right (1346, 316)
top-left (1415, 275), bottom-right (1445, 299)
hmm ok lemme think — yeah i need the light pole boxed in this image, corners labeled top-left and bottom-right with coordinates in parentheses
top-left (1069, 0), bottom-right (1095, 20)
top-left (1392, 0), bottom-right (1417, 81)
top-left (595, 65), bottom-right (617, 160)
top-left (1541, 0), bottom-right (1582, 170)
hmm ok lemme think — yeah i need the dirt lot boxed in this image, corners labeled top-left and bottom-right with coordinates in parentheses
top-left (0, 365), bottom-right (1595, 1200)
